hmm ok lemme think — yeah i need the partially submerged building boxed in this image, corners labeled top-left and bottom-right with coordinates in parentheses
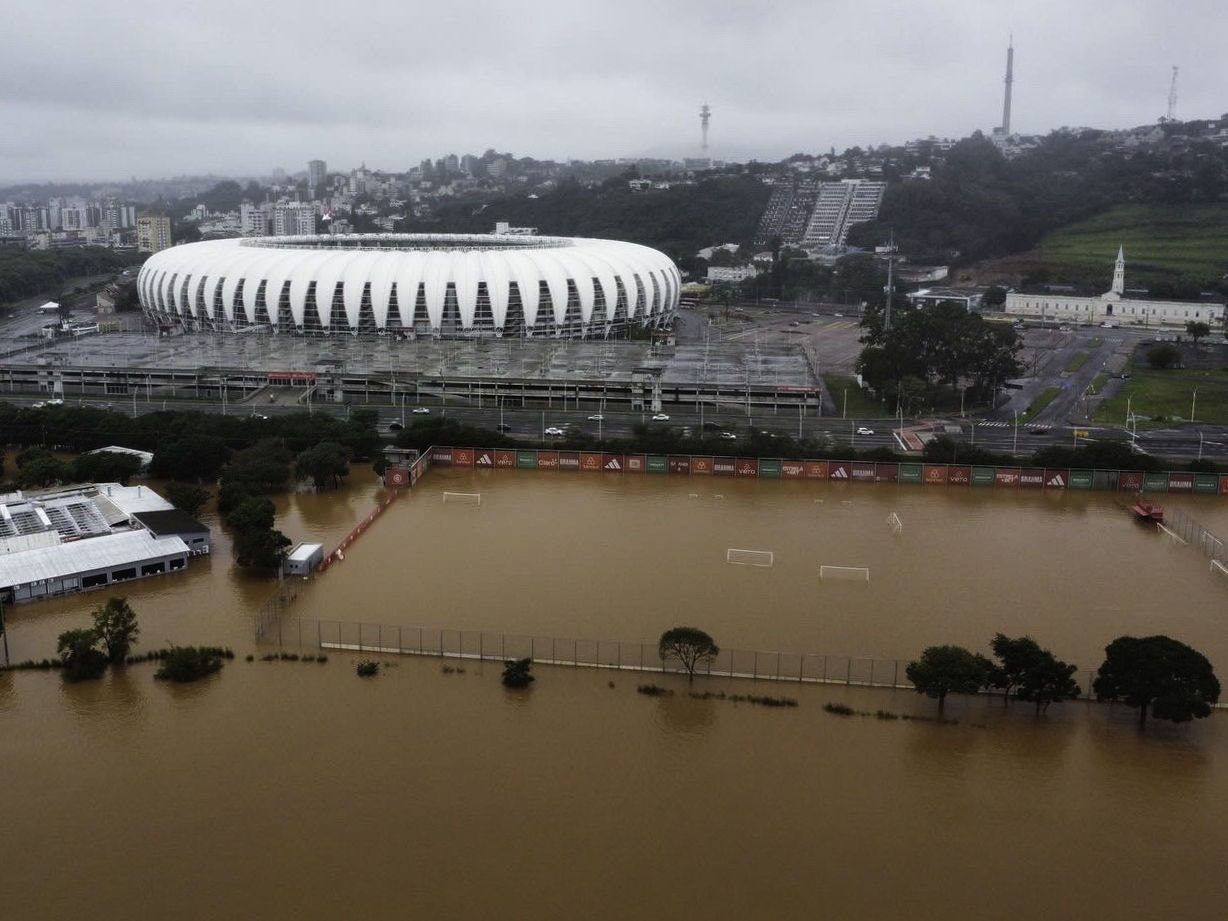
top-left (0, 483), bottom-right (209, 604)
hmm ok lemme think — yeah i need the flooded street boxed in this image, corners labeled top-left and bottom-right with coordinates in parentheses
top-left (3, 470), bottom-right (1227, 920)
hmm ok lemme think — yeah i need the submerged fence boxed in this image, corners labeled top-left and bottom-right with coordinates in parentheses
top-left (281, 619), bottom-right (1101, 698)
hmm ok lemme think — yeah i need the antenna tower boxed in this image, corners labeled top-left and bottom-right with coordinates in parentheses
top-left (1165, 66), bottom-right (1179, 122)
top-left (700, 104), bottom-right (711, 153)
top-left (1000, 39), bottom-right (1014, 136)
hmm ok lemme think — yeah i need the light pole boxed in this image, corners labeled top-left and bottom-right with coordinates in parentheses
top-left (1191, 388), bottom-right (1198, 423)
top-left (1199, 430), bottom-right (1204, 462)
top-left (1013, 411), bottom-right (1019, 455)
top-left (842, 388), bottom-right (848, 420)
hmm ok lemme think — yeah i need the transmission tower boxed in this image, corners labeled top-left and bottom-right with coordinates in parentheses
top-left (700, 104), bottom-right (711, 153)
top-left (1165, 66), bottom-right (1179, 123)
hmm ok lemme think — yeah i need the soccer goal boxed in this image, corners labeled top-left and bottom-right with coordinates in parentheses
top-left (819, 565), bottom-right (870, 582)
top-left (886, 512), bottom-right (903, 535)
top-left (442, 491), bottom-right (482, 506)
top-left (726, 548), bottom-right (775, 567)
top-left (1211, 560), bottom-right (1228, 580)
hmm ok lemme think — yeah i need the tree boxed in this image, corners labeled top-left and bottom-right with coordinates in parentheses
top-left (295, 440), bottom-right (351, 491)
top-left (1093, 635), bottom-right (1220, 729)
top-left (988, 633), bottom-right (1082, 714)
top-left (501, 657), bottom-right (535, 688)
top-left (92, 596), bottom-right (139, 665)
top-left (905, 645), bottom-right (991, 715)
top-left (1186, 320), bottom-right (1211, 344)
top-left (163, 481), bottom-right (210, 518)
top-left (658, 626), bottom-right (720, 680)
top-left (73, 450), bottom-right (143, 486)
top-left (56, 628), bottom-right (108, 682)
top-left (155, 646), bottom-right (225, 682)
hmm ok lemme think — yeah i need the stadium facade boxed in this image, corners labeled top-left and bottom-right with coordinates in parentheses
top-left (138, 234), bottom-right (681, 339)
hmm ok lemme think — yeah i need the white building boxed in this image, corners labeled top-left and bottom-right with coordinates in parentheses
top-left (1005, 248), bottom-right (1225, 329)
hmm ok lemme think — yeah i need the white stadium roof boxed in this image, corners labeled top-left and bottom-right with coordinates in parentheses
top-left (138, 234), bottom-right (681, 339)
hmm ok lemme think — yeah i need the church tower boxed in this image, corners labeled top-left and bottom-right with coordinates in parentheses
top-left (1110, 246), bottom-right (1125, 295)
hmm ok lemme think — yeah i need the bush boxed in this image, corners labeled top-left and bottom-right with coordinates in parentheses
top-left (501, 657), bottom-right (535, 688)
top-left (356, 659), bottom-right (380, 677)
top-left (154, 646), bottom-right (225, 683)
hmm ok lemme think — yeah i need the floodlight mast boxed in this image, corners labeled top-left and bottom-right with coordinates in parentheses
top-left (700, 104), bottom-right (711, 153)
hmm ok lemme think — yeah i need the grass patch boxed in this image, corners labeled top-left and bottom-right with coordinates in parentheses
top-left (1039, 204), bottom-right (1228, 281)
top-left (636, 683), bottom-right (674, 696)
top-left (1065, 353), bottom-right (1090, 374)
top-left (1021, 386), bottom-right (1061, 422)
top-left (1088, 372), bottom-right (1110, 395)
top-left (1093, 367), bottom-right (1228, 426)
top-left (1087, 337), bottom-right (1104, 348)
top-left (823, 374), bottom-right (882, 419)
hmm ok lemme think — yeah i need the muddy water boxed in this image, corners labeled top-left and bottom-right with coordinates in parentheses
top-left (3, 471), bottom-right (1227, 921)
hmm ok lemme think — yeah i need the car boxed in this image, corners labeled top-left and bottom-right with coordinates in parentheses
top-left (411, 407), bottom-right (431, 414)
top-left (250, 412), bottom-right (269, 420)
top-left (587, 414), bottom-right (604, 421)
top-left (46, 398), bottom-right (63, 406)
top-left (651, 413), bottom-right (670, 421)
top-left (544, 426), bottom-right (565, 436)
top-left (719, 432), bottom-right (737, 440)
top-left (702, 421), bottom-right (722, 431)
top-left (832, 312), bottom-right (844, 317)
top-left (856, 427), bottom-right (874, 436)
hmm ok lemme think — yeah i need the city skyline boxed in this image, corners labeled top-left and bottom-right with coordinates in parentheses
top-left (4, 0), bottom-right (1226, 183)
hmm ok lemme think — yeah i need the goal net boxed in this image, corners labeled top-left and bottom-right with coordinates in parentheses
top-left (886, 512), bottom-right (903, 535)
top-left (442, 491), bottom-right (482, 506)
top-left (726, 548), bottom-right (774, 567)
top-left (819, 565), bottom-right (870, 582)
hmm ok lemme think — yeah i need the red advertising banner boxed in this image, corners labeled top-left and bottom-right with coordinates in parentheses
top-left (601, 454), bottom-right (624, 472)
top-left (385, 467), bottom-right (408, 487)
top-left (495, 450), bottom-right (516, 468)
top-left (668, 456), bottom-right (690, 474)
top-left (851, 462), bottom-right (876, 482)
top-left (1044, 469), bottom-right (1069, 489)
top-left (1169, 472), bottom-right (1194, 492)
top-left (923, 465), bottom-right (948, 484)
top-left (625, 454), bottom-right (646, 473)
top-left (713, 457), bottom-right (737, 476)
top-left (875, 463), bottom-right (899, 483)
top-left (473, 450), bottom-right (495, 469)
top-left (1220, 475), bottom-right (1228, 495)
top-left (948, 465), bottom-right (971, 485)
top-left (431, 447), bottom-right (453, 465)
top-left (736, 458), bottom-right (759, 477)
top-left (691, 456), bottom-right (714, 476)
top-left (536, 451), bottom-right (559, 470)
top-left (995, 467), bottom-right (1021, 486)
top-left (829, 461), bottom-right (852, 481)
top-left (781, 461), bottom-right (806, 479)
top-left (580, 452), bottom-right (603, 472)
top-left (805, 461), bottom-right (828, 479)
top-left (1119, 471), bottom-right (1144, 492)
top-left (558, 451), bottom-right (581, 471)
top-left (452, 448), bottom-right (474, 467)
top-left (1020, 469), bottom-right (1044, 488)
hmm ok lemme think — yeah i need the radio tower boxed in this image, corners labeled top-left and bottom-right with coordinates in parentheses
top-left (1165, 66), bottom-right (1179, 122)
top-left (998, 39), bottom-right (1014, 136)
top-left (700, 103), bottom-right (711, 153)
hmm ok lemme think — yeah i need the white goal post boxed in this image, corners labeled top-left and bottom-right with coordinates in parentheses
top-left (726, 548), bottom-right (774, 567)
top-left (819, 565), bottom-right (870, 582)
top-left (442, 491), bottom-right (482, 506)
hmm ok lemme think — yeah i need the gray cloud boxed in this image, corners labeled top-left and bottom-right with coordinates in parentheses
top-left (2, 0), bottom-right (1225, 182)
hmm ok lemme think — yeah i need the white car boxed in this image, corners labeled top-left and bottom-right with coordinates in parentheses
top-left (720, 432), bottom-right (737, 440)
top-left (544, 426), bottom-right (566, 436)
top-left (587, 414), bottom-right (604, 421)
top-left (856, 427), bottom-right (874, 436)
top-left (651, 413), bottom-right (670, 421)
top-left (411, 407), bottom-right (431, 414)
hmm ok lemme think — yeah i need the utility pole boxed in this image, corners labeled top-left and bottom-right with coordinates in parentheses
top-left (883, 232), bottom-right (897, 331)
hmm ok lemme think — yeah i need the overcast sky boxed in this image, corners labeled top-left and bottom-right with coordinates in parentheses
top-left (3, 0), bottom-right (1225, 183)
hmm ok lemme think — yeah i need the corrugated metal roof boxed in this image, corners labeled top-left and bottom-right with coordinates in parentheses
top-left (0, 530), bottom-right (189, 589)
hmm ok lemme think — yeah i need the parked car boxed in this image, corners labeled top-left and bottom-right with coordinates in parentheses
top-left (857, 427), bottom-right (874, 436)
top-left (651, 413), bottom-right (670, 421)
top-left (412, 407), bottom-right (431, 414)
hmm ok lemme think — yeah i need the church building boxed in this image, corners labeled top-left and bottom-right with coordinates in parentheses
top-left (1004, 248), bottom-right (1224, 329)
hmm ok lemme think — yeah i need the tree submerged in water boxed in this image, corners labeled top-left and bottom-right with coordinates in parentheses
top-left (154, 646), bottom-right (225, 683)
top-left (658, 627), bottom-right (720, 681)
top-left (501, 657), bottom-right (534, 688)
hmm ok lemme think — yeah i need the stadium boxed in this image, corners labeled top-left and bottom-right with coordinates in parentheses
top-left (137, 234), bottom-right (681, 339)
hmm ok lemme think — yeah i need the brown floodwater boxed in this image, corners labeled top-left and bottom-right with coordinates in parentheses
top-left (3, 470), bottom-right (1228, 920)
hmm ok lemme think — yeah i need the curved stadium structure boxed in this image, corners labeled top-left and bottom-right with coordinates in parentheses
top-left (138, 234), bottom-right (680, 339)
